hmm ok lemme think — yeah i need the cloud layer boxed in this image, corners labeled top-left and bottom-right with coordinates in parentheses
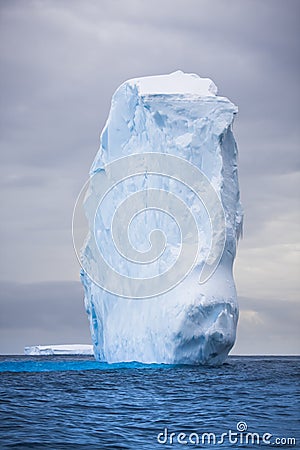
top-left (0, 0), bottom-right (299, 353)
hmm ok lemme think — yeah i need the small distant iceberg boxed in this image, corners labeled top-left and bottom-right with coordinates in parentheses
top-left (24, 344), bottom-right (93, 356)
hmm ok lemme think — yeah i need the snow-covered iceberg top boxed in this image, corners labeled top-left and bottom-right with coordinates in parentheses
top-left (24, 344), bottom-right (93, 356)
top-left (127, 70), bottom-right (218, 96)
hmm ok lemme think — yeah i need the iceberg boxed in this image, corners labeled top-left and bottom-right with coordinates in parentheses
top-left (77, 71), bottom-right (243, 365)
top-left (24, 344), bottom-right (94, 356)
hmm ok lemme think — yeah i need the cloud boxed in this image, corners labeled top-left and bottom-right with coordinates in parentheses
top-left (233, 296), bottom-right (300, 355)
top-left (0, 281), bottom-right (91, 354)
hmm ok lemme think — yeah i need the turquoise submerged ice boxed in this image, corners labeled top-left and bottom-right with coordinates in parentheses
top-left (81, 71), bottom-right (243, 365)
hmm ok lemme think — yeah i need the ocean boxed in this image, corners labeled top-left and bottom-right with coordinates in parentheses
top-left (0, 355), bottom-right (299, 449)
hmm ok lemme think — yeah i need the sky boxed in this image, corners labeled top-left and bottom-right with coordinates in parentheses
top-left (0, 0), bottom-right (299, 354)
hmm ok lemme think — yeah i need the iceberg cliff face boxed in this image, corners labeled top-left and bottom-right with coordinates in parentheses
top-left (79, 71), bottom-right (243, 365)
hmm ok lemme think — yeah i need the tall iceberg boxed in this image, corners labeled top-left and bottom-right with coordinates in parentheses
top-left (78, 71), bottom-right (243, 365)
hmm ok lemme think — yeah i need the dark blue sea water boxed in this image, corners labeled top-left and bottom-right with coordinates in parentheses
top-left (0, 356), bottom-right (299, 449)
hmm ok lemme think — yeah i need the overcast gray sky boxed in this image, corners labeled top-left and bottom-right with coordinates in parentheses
top-left (0, 0), bottom-right (299, 354)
